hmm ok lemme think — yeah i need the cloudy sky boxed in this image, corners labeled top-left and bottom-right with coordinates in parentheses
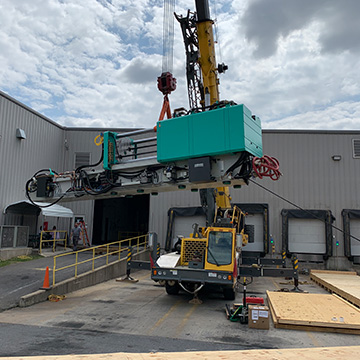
top-left (1, 0), bottom-right (360, 130)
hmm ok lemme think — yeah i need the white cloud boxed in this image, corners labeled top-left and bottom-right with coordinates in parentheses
top-left (264, 101), bottom-right (360, 130)
top-left (0, 0), bottom-right (359, 130)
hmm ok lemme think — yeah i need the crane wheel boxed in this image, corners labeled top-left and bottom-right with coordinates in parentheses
top-left (165, 281), bottom-right (180, 295)
top-left (223, 286), bottom-right (236, 300)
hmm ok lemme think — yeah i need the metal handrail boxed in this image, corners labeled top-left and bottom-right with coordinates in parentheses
top-left (40, 230), bottom-right (68, 254)
top-left (52, 234), bottom-right (148, 286)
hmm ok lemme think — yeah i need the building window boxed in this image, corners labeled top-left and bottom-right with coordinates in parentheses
top-left (352, 139), bottom-right (360, 158)
top-left (75, 152), bottom-right (91, 169)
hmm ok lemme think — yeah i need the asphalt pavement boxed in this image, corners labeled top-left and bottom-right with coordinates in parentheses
top-left (1, 271), bottom-right (359, 357)
top-left (0, 248), bottom-right (123, 312)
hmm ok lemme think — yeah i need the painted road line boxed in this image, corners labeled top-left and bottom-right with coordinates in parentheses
top-left (271, 278), bottom-right (281, 290)
top-left (3, 280), bottom-right (40, 296)
top-left (148, 299), bottom-right (183, 334)
top-left (175, 303), bottom-right (199, 337)
top-left (307, 331), bottom-right (321, 347)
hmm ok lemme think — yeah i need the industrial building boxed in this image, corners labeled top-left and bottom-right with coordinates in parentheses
top-left (1, 90), bottom-right (360, 269)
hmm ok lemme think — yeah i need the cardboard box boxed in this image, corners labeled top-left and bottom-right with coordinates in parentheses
top-left (248, 305), bottom-right (270, 330)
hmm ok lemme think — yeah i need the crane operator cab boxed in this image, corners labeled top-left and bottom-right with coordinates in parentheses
top-left (206, 230), bottom-right (234, 269)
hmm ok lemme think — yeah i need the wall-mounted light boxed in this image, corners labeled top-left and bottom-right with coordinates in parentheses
top-left (16, 128), bottom-right (26, 139)
top-left (332, 155), bottom-right (341, 161)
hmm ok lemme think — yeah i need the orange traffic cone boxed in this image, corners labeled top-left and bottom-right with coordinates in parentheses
top-left (40, 266), bottom-right (51, 290)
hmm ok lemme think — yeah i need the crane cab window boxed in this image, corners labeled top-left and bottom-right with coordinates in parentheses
top-left (207, 231), bottom-right (233, 266)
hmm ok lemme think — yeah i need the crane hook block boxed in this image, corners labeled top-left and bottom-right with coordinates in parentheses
top-left (157, 72), bottom-right (177, 95)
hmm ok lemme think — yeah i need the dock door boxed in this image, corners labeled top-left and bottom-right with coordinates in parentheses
top-left (165, 207), bottom-right (206, 251)
top-left (342, 209), bottom-right (360, 263)
top-left (235, 203), bottom-right (269, 257)
top-left (92, 195), bottom-right (149, 245)
top-left (282, 209), bottom-right (334, 261)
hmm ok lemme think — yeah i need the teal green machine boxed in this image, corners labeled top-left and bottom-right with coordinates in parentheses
top-left (102, 103), bottom-right (263, 169)
top-left (156, 104), bottom-right (263, 163)
top-left (103, 131), bottom-right (118, 170)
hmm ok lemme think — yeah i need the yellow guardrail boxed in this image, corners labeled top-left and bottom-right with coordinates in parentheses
top-left (40, 230), bottom-right (68, 254)
top-left (52, 234), bottom-right (148, 287)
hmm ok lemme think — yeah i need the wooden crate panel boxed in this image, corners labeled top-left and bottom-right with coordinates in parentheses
top-left (267, 291), bottom-right (360, 332)
top-left (268, 298), bottom-right (360, 335)
top-left (310, 270), bottom-right (360, 307)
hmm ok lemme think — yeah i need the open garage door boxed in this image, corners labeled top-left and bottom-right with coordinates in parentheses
top-left (342, 210), bottom-right (360, 262)
top-left (93, 195), bottom-right (149, 245)
top-left (282, 209), bottom-right (333, 259)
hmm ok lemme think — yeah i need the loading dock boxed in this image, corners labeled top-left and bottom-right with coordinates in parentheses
top-left (342, 209), bottom-right (360, 263)
top-left (92, 195), bottom-right (149, 245)
top-left (235, 203), bottom-right (269, 256)
top-left (172, 212), bottom-right (206, 243)
top-left (165, 207), bottom-right (206, 251)
top-left (282, 209), bottom-right (334, 260)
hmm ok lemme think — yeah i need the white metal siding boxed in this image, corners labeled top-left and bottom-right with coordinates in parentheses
top-left (149, 192), bottom-right (201, 247)
top-left (2, 90), bottom-right (360, 268)
top-left (288, 218), bottom-right (326, 254)
top-left (231, 131), bottom-right (360, 258)
top-left (0, 92), bottom-right (64, 228)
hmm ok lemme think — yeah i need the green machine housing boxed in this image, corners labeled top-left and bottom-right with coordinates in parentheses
top-left (103, 131), bottom-right (118, 170)
top-left (157, 104), bottom-right (263, 163)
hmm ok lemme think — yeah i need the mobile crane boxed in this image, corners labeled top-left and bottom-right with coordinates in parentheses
top-left (150, 0), bottom-right (294, 303)
top-left (25, 0), bottom-right (297, 303)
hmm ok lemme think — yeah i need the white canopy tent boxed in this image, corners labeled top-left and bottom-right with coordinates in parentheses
top-left (4, 200), bottom-right (73, 218)
top-left (4, 200), bottom-right (74, 241)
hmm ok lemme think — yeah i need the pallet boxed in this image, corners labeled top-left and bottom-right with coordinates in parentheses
top-left (2, 347), bottom-right (360, 360)
top-left (310, 270), bottom-right (360, 308)
top-left (267, 290), bottom-right (360, 334)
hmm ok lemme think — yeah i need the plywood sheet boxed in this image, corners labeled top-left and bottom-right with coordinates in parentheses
top-left (2, 347), bottom-right (360, 360)
top-left (267, 291), bottom-right (360, 333)
top-left (310, 270), bottom-right (360, 307)
top-left (268, 297), bottom-right (360, 335)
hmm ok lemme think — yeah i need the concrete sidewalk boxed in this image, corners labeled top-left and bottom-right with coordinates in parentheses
top-left (0, 248), bottom-right (147, 311)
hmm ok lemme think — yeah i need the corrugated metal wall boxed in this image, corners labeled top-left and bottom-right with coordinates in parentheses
top-left (2, 90), bottom-right (360, 267)
top-left (0, 91), bottom-right (64, 232)
top-left (230, 131), bottom-right (360, 261)
top-left (150, 130), bottom-right (360, 263)
top-left (0, 92), bottom-right (101, 239)
top-left (149, 191), bottom-right (201, 245)
top-left (0, 91), bottom-right (156, 241)
top-left (60, 127), bottom-right (155, 240)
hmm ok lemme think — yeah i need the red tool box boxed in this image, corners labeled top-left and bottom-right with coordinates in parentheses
top-left (245, 296), bottom-right (264, 305)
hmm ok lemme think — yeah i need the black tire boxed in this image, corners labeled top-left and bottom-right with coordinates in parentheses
top-left (223, 286), bottom-right (236, 300)
top-left (165, 281), bottom-right (180, 295)
top-left (240, 314), bottom-right (248, 324)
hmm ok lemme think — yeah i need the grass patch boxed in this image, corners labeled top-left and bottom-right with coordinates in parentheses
top-left (0, 254), bottom-right (43, 268)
